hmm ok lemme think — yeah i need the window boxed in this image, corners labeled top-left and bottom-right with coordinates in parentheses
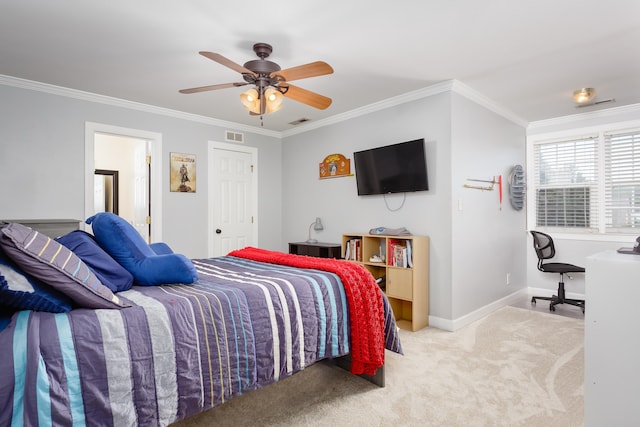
top-left (530, 127), bottom-right (640, 235)
top-left (532, 136), bottom-right (598, 231)
top-left (605, 130), bottom-right (640, 232)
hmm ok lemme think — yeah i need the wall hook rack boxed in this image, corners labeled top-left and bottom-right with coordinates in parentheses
top-left (464, 177), bottom-right (498, 191)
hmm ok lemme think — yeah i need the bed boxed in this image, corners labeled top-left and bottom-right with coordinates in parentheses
top-left (0, 215), bottom-right (402, 426)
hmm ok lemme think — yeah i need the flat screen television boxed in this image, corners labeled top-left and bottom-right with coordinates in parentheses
top-left (353, 138), bottom-right (429, 196)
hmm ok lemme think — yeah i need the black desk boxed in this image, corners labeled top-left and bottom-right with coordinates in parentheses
top-left (288, 242), bottom-right (341, 259)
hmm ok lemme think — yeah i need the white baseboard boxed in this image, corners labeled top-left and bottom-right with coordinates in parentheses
top-left (428, 286), bottom-right (586, 332)
top-left (428, 288), bottom-right (529, 332)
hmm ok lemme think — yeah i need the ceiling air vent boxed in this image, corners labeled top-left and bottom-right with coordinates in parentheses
top-left (225, 130), bottom-right (244, 143)
top-left (288, 118), bottom-right (311, 126)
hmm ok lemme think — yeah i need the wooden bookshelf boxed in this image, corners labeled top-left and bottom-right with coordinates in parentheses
top-left (342, 233), bottom-right (429, 331)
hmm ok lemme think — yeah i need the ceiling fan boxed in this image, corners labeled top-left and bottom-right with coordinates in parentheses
top-left (179, 43), bottom-right (333, 118)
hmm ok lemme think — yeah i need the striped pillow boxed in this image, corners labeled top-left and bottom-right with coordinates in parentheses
top-left (0, 248), bottom-right (73, 312)
top-left (0, 223), bottom-right (129, 309)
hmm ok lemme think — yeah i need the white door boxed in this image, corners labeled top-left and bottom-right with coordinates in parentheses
top-left (209, 143), bottom-right (257, 257)
top-left (132, 141), bottom-right (151, 242)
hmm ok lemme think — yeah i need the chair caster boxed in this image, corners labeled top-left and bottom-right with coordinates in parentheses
top-left (531, 297), bottom-right (536, 305)
top-left (549, 305), bottom-right (556, 312)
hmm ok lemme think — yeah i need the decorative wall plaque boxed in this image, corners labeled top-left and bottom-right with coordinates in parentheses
top-left (319, 153), bottom-right (351, 179)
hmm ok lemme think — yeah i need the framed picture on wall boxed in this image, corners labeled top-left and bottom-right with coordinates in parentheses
top-left (170, 152), bottom-right (196, 193)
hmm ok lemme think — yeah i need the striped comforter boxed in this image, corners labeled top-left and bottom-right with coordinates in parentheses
top-left (0, 255), bottom-right (402, 426)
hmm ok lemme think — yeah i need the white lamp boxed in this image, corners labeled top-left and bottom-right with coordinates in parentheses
top-left (306, 217), bottom-right (324, 243)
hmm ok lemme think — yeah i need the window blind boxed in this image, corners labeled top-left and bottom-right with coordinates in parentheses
top-left (533, 136), bottom-right (598, 230)
top-left (604, 129), bottom-right (640, 232)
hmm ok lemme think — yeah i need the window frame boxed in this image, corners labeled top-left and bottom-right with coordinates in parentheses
top-left (527, 119), bottom-right (640, 242)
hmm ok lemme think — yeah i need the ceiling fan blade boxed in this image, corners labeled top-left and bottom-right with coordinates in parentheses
top-left (282, 84), bottom-right (332, 110)
top-left (199, 51), bottom-right (256, 75)
top-left (179, 82), bottom-right (247, 94)
top-left (275, 61), bottom-right (333, 82)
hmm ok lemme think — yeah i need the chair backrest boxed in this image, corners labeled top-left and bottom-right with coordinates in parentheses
top-left (530, 230), bottom-right (556, 269)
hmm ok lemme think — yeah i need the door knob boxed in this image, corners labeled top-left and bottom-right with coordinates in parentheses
top-left (215, 229), bottom-right (222, 234)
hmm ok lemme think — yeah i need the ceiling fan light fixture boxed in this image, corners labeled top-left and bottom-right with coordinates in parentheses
top-left (265, 87), bottom-right (280, 103)
top-left (573, 87), bottom-right (596, 104)
top-left (240, 88), bottom-right (261, 114)
top-left (265, 87), bottom-right (283, 113)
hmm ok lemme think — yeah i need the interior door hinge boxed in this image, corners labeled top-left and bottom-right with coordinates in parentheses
top-left (251, 216), bottom-right (254, 224)
top-left (146, 216), bottom-right (151, 225)
top-left (251, 164), bottom-right (254, 173)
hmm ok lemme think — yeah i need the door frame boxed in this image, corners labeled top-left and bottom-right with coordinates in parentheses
top-left (84, 122), bottom-right (163, 242)
top-left (208, 141), bottom-right (258, 257)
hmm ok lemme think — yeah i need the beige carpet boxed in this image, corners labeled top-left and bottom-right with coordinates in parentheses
top-left (173, 306), bottom-right (584, 426)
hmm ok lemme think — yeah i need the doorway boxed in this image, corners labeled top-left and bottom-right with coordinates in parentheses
top-left (208, 141), bottom-right (258, 257)
top-left (94, 134), bottom-right (150, 241)
top-left (84, 122), bottom-right (163, 242)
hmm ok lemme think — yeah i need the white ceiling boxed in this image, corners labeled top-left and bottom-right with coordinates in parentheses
top-left (1, 1), bottom-right (639, 133)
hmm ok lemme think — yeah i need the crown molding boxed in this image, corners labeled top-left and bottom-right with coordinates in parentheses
top-left (450, 80), bottom-right (529, 127)
top-left (0, 74), bottom-right (280, 138)
top-left (1, 74), bottom-right (530, 139)
top-left (281, 81), bottom-right (458, 137)
top-left (283, 79), bottom-right (528, 137)
top-left (527, 102), bottom-right (640, 131)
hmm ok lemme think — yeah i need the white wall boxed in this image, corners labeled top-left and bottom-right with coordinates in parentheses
top-left (0, 83), bottom-right (283, 258)
top-left (281, 90), bottom-right (528, 322)
top-left (282, 93), bottom-right (453, 319)
top-left (450, 93), bottom-right (527, 319)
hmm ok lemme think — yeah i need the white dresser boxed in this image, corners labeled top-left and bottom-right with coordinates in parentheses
top-left (584, 250), bottom-right (640, 426)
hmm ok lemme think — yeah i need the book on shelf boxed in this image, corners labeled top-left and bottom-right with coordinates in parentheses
top-left (387, 239), bottom-right (412, 268)
top-left (344, 238), bottom-right (362, 261)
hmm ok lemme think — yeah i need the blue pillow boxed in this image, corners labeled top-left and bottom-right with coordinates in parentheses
top-left (56, 230), bottom-right (133, 292)
top-left (149, 242), bottom-right (174, 255)
top-left (0, 247), bottom-right (73, 313)
top-left (86, 213), bottom-right (198, 286)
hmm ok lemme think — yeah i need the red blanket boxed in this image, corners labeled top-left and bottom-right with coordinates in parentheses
top-left (228, 247), bottom-right (385, 375)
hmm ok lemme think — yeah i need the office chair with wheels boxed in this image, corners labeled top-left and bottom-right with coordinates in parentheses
top-left (530, 230), bottom-right (585, 313)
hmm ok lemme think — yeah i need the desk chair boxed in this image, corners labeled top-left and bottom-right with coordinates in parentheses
top-left (530, 230), bottom-right (585, 313)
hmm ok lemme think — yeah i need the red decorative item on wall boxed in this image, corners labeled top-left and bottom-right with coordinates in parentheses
top-left (498, 175), bottom-right (503, 210)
